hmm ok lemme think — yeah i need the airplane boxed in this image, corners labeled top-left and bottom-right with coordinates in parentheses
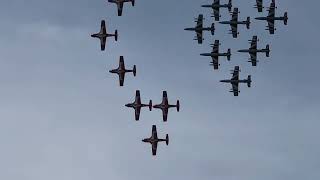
top-left (254, 0), bottom-right (264, 12)
top-left (184, 14), bottom-right (215, 44)
top-left (238, 36), bottom-right (270, 66)
top-left (125, 90), bottom-right (152, 121)
top-left (201, 0), bottom-right (232, 21)
top-left (200, 40), bottom-right (231, 70)
top-left (91, 20), bottom-right (118, 51)
top-left (142, 125), bottom-right (169, 156)
top-left (107, 0), bottom-right (135, 16)
top-left (220, 66), bottom-right (252, 96)
top-left (153, 91), bottom-right (180, 122)
top-left (255, 0), bottom-right (288, 34)
top-left (219, 8), bottom-right (250, 38)
top-left (109, 56), bottom-right (136, 86)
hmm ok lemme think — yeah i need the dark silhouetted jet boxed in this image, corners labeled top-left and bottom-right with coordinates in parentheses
top-left (201, 0), bottom-right (232, 21)
top-left (142, 125), bottom-right (169, 156)
top-left (220, 66), bottom-right (252, 96)
top-left (255, 0), bottom-right (288, 34)
top-left (153, 91), bottom-right (179, 122)
top-left (219, 8), bottom-right (250, 38)
top-left (109, 56), bottom-right (136, 86)
top-left (254, 0), bottom-right (264, 12)
top-left (184, 14), bottom-right (215, 44)
top-left (200, 40), bottom-right (231, 70)
top-left (125, 90), bottom-right (152, 121)
top-left (238, 36), bottom-right (270, 66)
top-left (91, 20), bottom-right (118, 51)
top-left (108, 0), bottom-right (135, 16)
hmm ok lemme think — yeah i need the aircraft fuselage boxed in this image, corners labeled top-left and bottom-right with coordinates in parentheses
top-left (238, 49), bottom-right (268, 53)
top-left (220, 79), bottom-right (248, 83)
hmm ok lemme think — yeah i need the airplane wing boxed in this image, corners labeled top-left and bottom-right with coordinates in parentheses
top-left (231, 66), bottom-right (240, 81)
top-left (196, 31), bottom-right (203, 44)
top-left (256, 0), bottom-right (263, 12)
top-left (100, 20), bottom-right (107, 50)
top-left (267, 19), bottom-right (275, 34)
top-left (118, 73), bottom-right (125, 86)
top-left (213, 8), bottom-right (220, 21)
top-left (135, 90), bottom-right (141, 104)
top-left (152, 125), bottom-right (158, 139)
top-left (267, 1), bottom-right (275, 34)
top-left (210, 57), bottom-right (219, 70)
top-left (231, 66), bottom-right (240, 96)
top-left (232, 8), bottom-right (239, 21)
top-left (117, 2), bottom-right (124, 16)
top-left (210, 40), bottom-right (219, 69)
top-left (152, 142), bottom-right (158, 156)
top-left (268, 1), bottom-right (276, 18)
top-left (212, 40), bottom-right (219, 53)
top-left (251, 36), bottom-right (258, 49)
top-left (231, 8), bottom-right (238, 38)
top-left (135, 106), bottom-right (141, 121)
top-left (118, 56), bottom-right (125, 86)
top-left (119, 56), bottom-right (125, 70)
top-left (100, 38), bottom-right (106, 51)
top-left (101, 20), bottom-right (107, 34)
top-left (249, 52), bottom-right (257, 66)
top-left (195, 14), bottom-right (204, 44)
top-left (162, 108), bottom-right (168, 122)
top-left (161, 91), bottom-right (169, 121)
top-left (232, 83), bottom-right (239, 96)
top-left (196, 14), bottom-right (204, 28)
top-left (231, 24), bottom-right (238, 38)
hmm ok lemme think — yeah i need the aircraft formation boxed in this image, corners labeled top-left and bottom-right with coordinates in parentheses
top-left (89, 0), bottom-right (288, 156)
top-left (184, 0), bottom-right (288, 96)
top-left (89, 1), bottom-right (180, 156)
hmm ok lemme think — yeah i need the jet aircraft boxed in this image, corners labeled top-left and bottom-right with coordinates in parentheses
top-left (238, 36), bottom-right (270, 66)
top-left (255, 0), bottom-right (288, 34)
top-left (201, 0), bottom-right (232, 21)
top-left (109, 56), bottom-right (136, 86)
top-left (219, 8), bottom-right (250, 38)
top-left (200, 40), bottom-right (231, 70)
top-left (125, 90), bottom-right (152, 121)
top-left (108, 0), bottom-right (135, 16)
top-left (184, 14), bottom-right (215, 44)
top-left (91, 20), bottom-right (118, 51)
top-left (153, 91), bottom-right (180, 122)
top-left (220, 66), bottom-right (252, 96)
top-left (254, 0), bottom-right (264, 12)
top-left (142, 125), bottom-right (169, 156)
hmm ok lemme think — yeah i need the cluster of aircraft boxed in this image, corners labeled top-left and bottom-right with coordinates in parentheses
top-left (90, 1), bottom-right (179, 156)
top-left (184, 0), bottom-right (288, 96)
top-left (88, 0), bottom-right (288, 156)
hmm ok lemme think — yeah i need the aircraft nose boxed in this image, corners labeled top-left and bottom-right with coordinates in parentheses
top-left (125, 104), bottom-right (130, 107)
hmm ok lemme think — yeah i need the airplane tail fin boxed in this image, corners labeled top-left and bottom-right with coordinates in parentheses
top-left (228, 0), bottom-right (232, 12)
top-left (283, 12), bottom-right (288, 25)
top-left (211, 23), bottom-right (215, 35)
top-left (131, 0), bottom-right (135, 6)
top-left (166, 134), bottom-right (169, 145)
top-left (227, 49), bottom-right (231, 61)
top-left (247, 75), bottom-right (252, 87)
top-left (114, 30), bottom-right (118, 41)
top-left (148, 100), bottom-right (152, 111)
top-left (176, 100), bottom-right (180, 112)
top-left (246, 17), bottom-right (251, 29)
top-left (265, 45), bottom-right (270, 57)
top-left (133, 65), bottom-right (136, 76)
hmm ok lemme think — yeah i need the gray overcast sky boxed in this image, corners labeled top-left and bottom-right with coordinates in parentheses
top-left (0, 0), bottom-right (319, 180)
